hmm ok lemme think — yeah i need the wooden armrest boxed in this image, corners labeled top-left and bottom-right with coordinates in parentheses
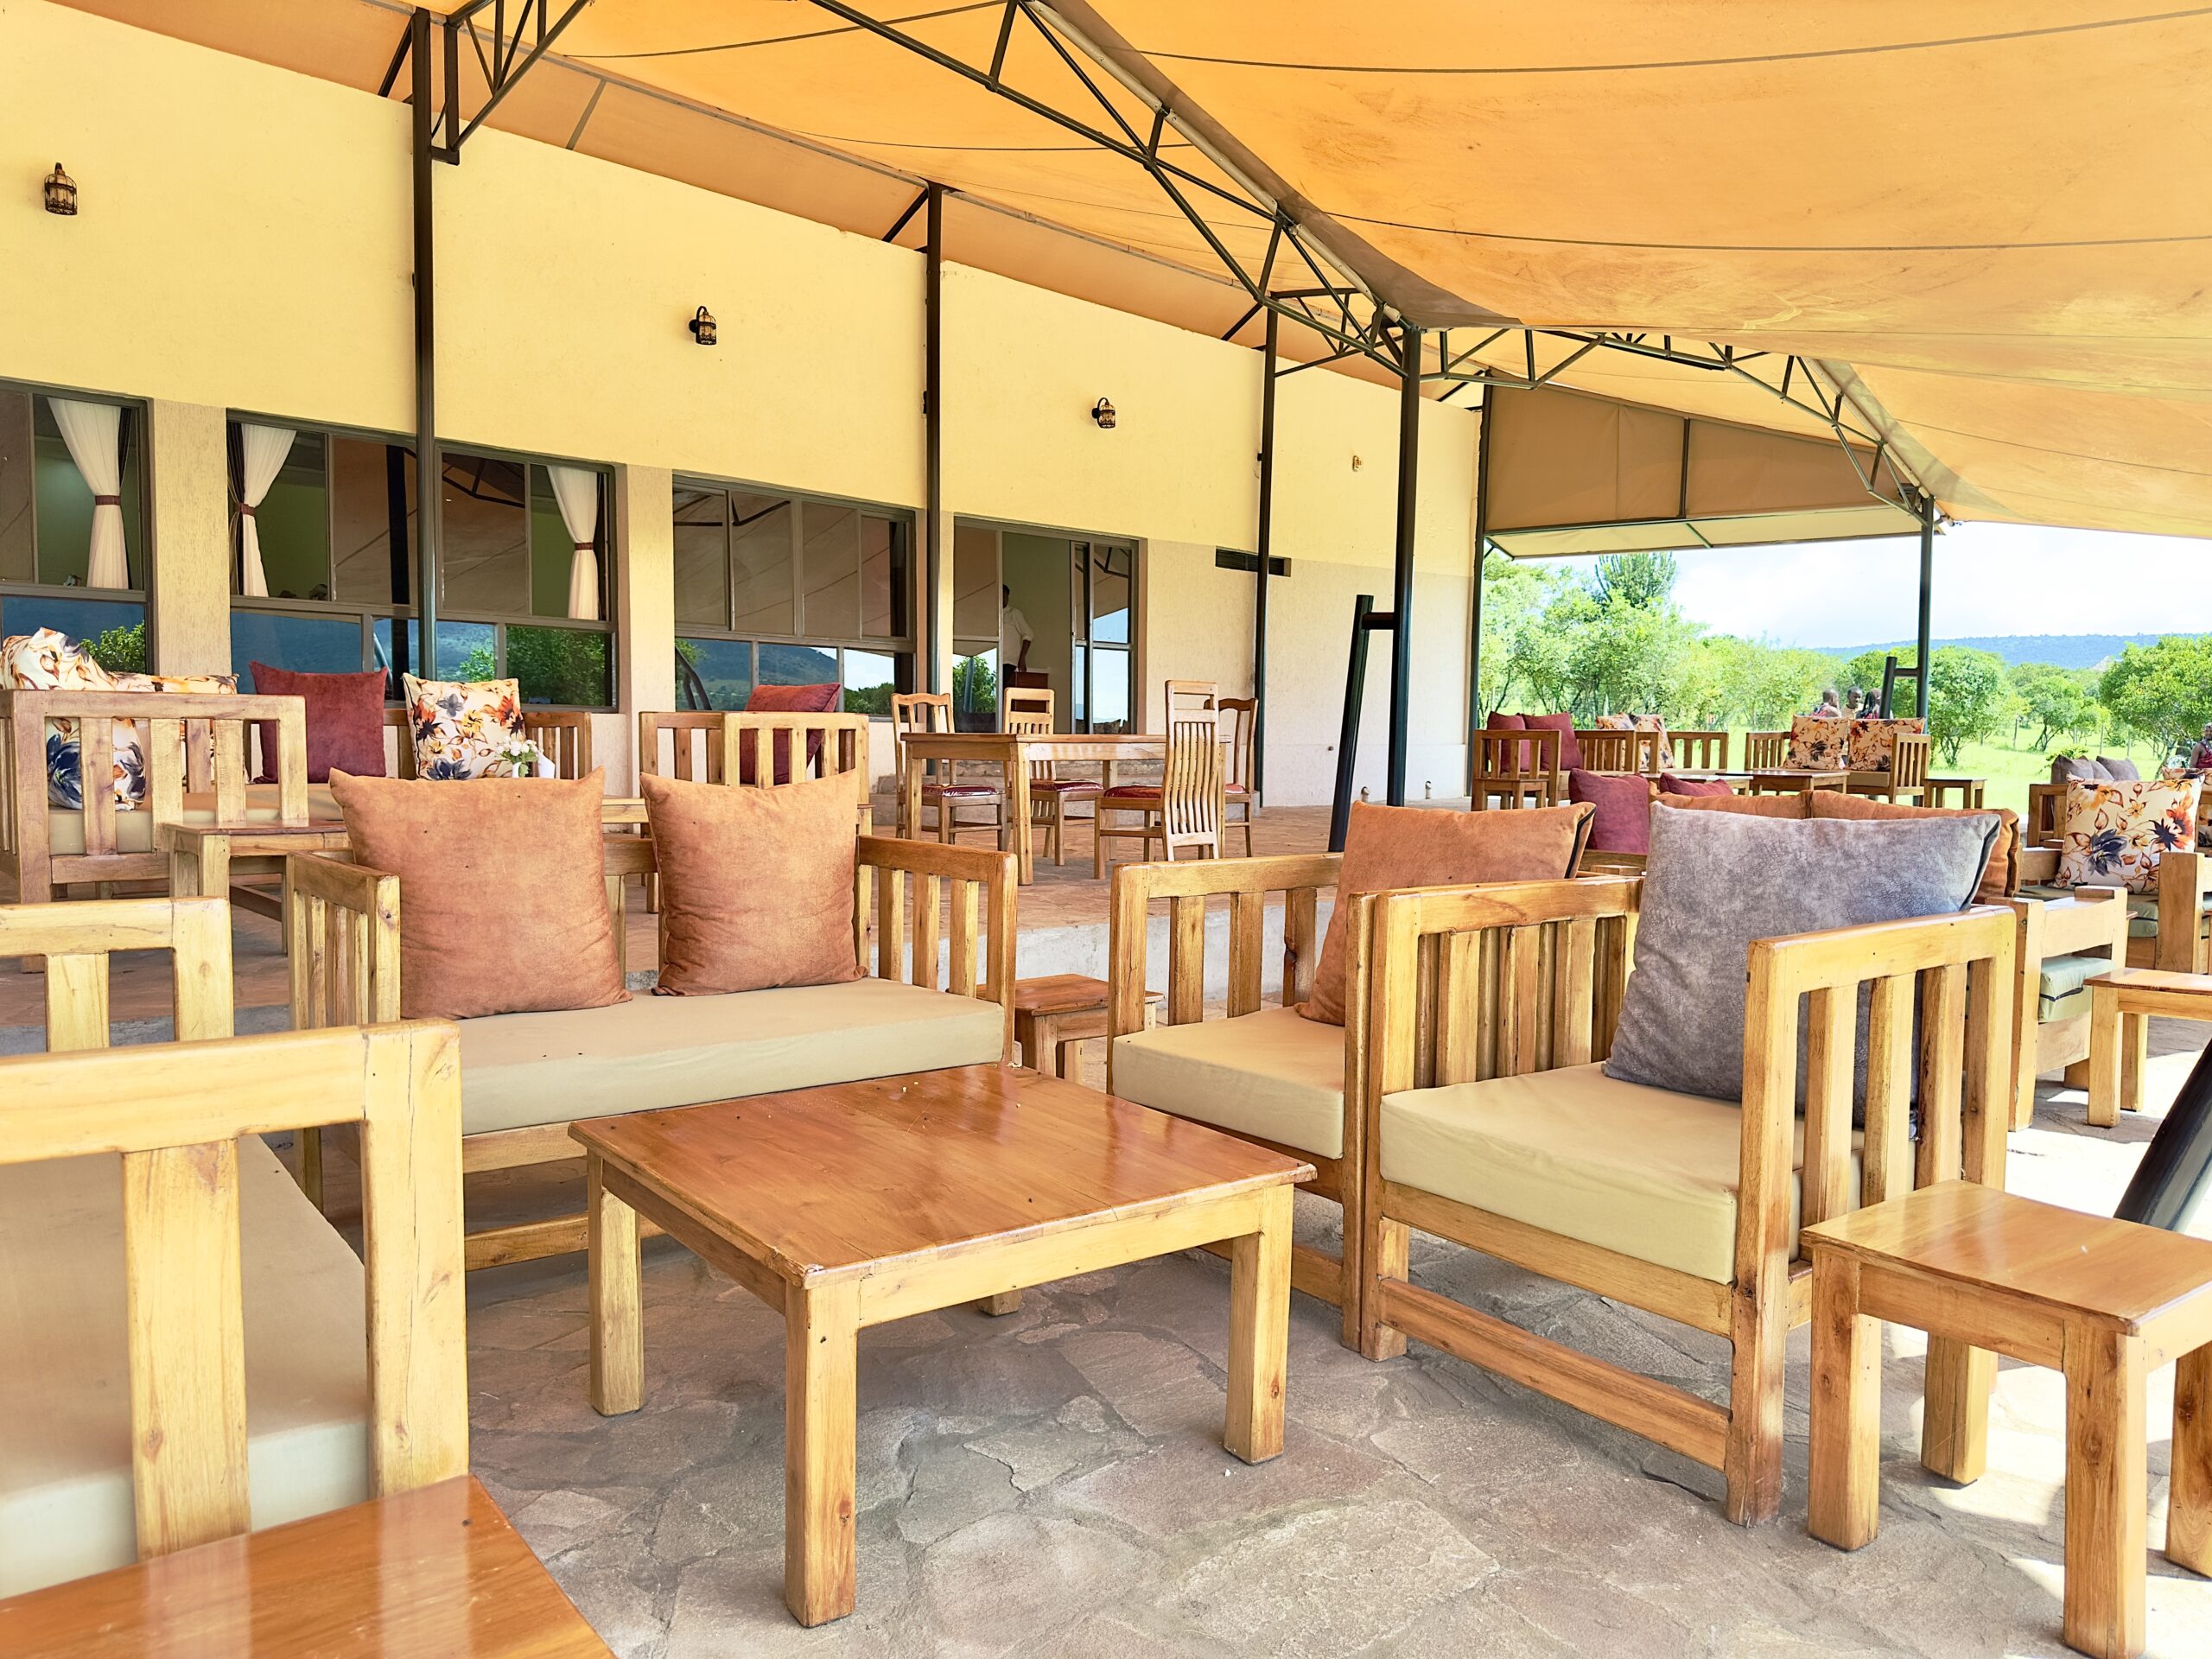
top-left (857, 834), bottom-right (1012, 886)
top-left (1114, 850), bottom-right (1340, 902)
top-left (2015, 845), bottom-right (2059, 883)
top-left (287, 849), bottom-right (394, 915)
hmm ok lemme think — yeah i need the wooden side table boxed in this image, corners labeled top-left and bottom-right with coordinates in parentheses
top-left (1926, 775), bottom-right (1989, 808)
top-left (1014, 973), bottom-right (1160, 1078)
top-left (1806, 1182), bottom-right (2212, 1658)
top-left (2088, 968), bottom-right (2209, 1128)
top-left (1747, 768), bottom-right (1848, 795)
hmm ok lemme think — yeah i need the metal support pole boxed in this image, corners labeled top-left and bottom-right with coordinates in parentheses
top-left (1915, 493), bottom-right (1935, 720)
top-left (1387, 323), bottom-right (1422, 805)
top-left (923, 182), bottom-right (945, 694)
top-left (1465, 384), bottom-right (1492, 794)
top-left (1252, 307), bottom-right (1278, 807)
top-left (2116, 1042), bottom-right (2212, 1232)
top-left (1328, 595), bottom-right (1377, 852)
top-left (410, 8), bottom-right (442, 679)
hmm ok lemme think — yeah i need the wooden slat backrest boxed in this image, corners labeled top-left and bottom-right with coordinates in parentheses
top-left (0, 895), bottom-right (235, 1051)
top-left (1745, 730), bottom-right (1789, 770)
top-left (721, 712), bottom-right (872, 815)
top-left (1, 691), bottom-right (309, 859)
top-left (1219, 697), bottom-right (1257, 796)
top-left (1108, 853), bottom-right (1339, 1040)
top-left (1576, 729), bottom-right (1638, 773)
top-left (1887, 732), bottom-right (1932, 791)
top-left (0, 1020), bottom-right (467, 1559)
top-left (1001, 685), bottom-right (1053, 728)
top-left (638, 709), bottom-right (728, 785)
top-left (1669, 731), bottom-right (1730, 771)
top-left (1159, 716), bottom-right (1224, 854)
top-left (1164, 679), bottom-right (1219, 721)
top-left (1473, 727), bottom-right (1559, 784)
top-left (1006, 709), bottom-right (1056, 784)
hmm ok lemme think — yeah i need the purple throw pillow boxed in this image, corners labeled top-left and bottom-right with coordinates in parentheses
top-left (248, 662), bottom-right (388, 785)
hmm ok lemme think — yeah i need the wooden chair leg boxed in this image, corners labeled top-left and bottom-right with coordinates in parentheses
top-left (2170, 1344), bottom-right (2212, 1576)
top-left (2062, 1323), bottom-right (2146, 1659)
top-left (1922, 1336), bottom-right (1995, 1484)
top-left (1723, 1277), bottom-right (1790, 1525)
top-left (1808, 1255), bottom-right (1882, 1550)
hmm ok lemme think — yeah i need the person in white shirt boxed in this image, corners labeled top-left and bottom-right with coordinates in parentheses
top-left (999, 584), bottom-right (1033, 673)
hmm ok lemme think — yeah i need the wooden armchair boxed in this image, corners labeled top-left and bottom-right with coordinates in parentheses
top-left (1745, 731), bottom-right (1788, 770)
top-left (1848, 730), bottom-right (1930, 803)
top-left (1359, 877), bottom-right (2015, 1524)
top-left (1471, 728), bottom-right (1560, 809)
top-left (383, 705), bottom-right (593, 779)
top-left (1106, 853), bottom-right (1363, 1332)
top-left (1668, 731), bottom-right (1731, 772)
top-left (2011, 887), bottom-right (2132, 1128)
top-left (1, 689), bottom-right (310, 909)
top-left (1574, 729), bottom-right (1646, 773)
top-left (286, 830), bottom-right (1016, 1270)
top-left (2019, 786), bottom-right (2212, 975)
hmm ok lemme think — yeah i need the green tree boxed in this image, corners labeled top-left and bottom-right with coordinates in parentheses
top-left (1715, 639), bottom-right (1830, 731)
top-left (2009, 661), bottom-right (2094, 747)
top-left (2100, 635), bottom-right (2212, 760)
top-left (1476, 558), bottom-right (1577, 717)
top-left (1843, 646), bottom-right (1910, 709)
top-left (1923, 645), bottom-right (2010, 764)
top-left (1588, 550), bottom-right (1678, 611)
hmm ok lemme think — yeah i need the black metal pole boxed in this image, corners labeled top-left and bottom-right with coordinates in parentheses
top-left (2116, 1042), bottom-right (2212, 1232)
top-left (410, 8), bottom-right (441, 680)
top-left (1915, 493), bottom-right (1935, 721)
top-left (1465, 384), bottom-right (1492, 795)
top-left (1387, 323), bottom-right (1422, 805)
top-left (924, 182), bottom-right (944, 694)
top-left (1329, 595), bottom-right (1376, 852)
top-left (1253, 307), bottom-right (1278, 807)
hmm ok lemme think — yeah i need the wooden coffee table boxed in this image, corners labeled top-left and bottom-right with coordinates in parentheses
top-left (1747, 767), bottom-right (1849, 794)
top-left (573, 1064), bottom-right (1312, 1627)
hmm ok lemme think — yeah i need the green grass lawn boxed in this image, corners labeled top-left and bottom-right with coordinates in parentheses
top-left (1708, 728), bottom-right (2164, 820)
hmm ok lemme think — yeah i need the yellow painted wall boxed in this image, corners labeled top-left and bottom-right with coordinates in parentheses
top-left (144, 399), bottom-right (232, 676)
top-left (1, 1), bottom-right (1481, 802)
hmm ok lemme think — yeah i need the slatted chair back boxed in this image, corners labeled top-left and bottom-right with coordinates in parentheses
top-left (383, 706), bottom-right (591, 780)
top-left (1888, 731), bottom-right (1932, 796)
top-left (892, 690), bottom-right (957, 786)
top-left (1576, 729), bottom-right (1641, 773)
top-left (1006, 707), bottom-right (1058, 785)
top-left (1471, 728), bottom-right (1559, 806)
top-left (1001, 685), bottom-right (1054, 730)
top-left (1669, 731), bottom-right (1731, 772)
top-left (1220, 696), bottom-right (1258, 795)
top-left (1165, 679), bottom-right (1219, 721)
top-left (0, 1018), bottom-right (465, 1560)
top-left (638, 709), bottom-right (730, 785)
top-left (1744, 730), bottom-right (1788, 770)
top-left (0, 690), bottom-right (310, 907)
top-left (1158, 715), bottom-right (1225, 858)
top-left (2026, 781), bottom-right (2069, 848)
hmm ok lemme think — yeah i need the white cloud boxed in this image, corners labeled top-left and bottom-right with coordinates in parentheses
top-left (1662, 524), bottom-right (2212, 648)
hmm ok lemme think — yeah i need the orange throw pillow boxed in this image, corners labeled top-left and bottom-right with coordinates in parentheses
top-left (1299, 801), bottom-right (1594, 1027)
top-left (641, 771), bottom-right (861, 995)
top-left (1806, 791), bottom-right (2020, 903)
top-left (1655, 791), bottom-right (1811, 820)
top-left (327, 769), bottom-right (626, 1020)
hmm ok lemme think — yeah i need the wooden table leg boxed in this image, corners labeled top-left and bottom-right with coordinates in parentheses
top-left (2063, 1322), bottom-right (2147, 1659)
top-left (1808, 1253), bottom-right (1883, 1548)
top-left (785, 1277), bottom-right (859, 1627)
top-left (1008, 753), bottom-right (1033, 885)
top-left (2169, 1344), bottom-right (2212, 1576)
top-left (588, 1155), bottom-right (644, 1417)
top-left (902, 754), bottom-right (923, 842)
top-left (2089, 987), bottom-right (2123, 1129)
top-left (1922, 1333), bottom-right (1995, 1484)
top-left (1224, 1185), bottom-right (1293, 1465)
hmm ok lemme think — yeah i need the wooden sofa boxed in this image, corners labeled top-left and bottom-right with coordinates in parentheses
top-left (2019, 784), bottom-right (2212, 976)
top-left (287, 830), bottom-right (1017, 1270)
top-left (1358, 875), bottom-right (2016, 1523)
top-left (1, 688), bottom-right (314, 909)
top-left (0, 895), bottom-right (461, 1597)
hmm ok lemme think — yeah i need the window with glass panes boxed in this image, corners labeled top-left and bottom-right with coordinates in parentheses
top-left (226, 421), bottom-right (615, 708)
top-left (672, 480), bottom-right (913, 715)
top-left (0, 380), bottom-right (150, 672)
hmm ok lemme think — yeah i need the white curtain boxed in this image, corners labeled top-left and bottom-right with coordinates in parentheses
top-left (49, 398), bottom-right (126, 589)
top-left (550, 465), bottom-right (601, 621)
top-left (234, 423), bottom-right (297, 599)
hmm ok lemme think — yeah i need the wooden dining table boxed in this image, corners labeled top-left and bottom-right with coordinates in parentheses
top-left (900, 730), bottom-right (1179, 883)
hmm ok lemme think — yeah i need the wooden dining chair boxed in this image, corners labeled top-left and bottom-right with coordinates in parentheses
top-left (1470, 728), bottom-right (1560, 809)
top-left (1007, 704), bottom-right (1098, 867)
top-left (1095, 716), bottom-right (1224, 876)
top-left (1001, 684), bottom-right (1055, 729)
top-left (1745, 730), bottom-right (1789, 771)
top-left (1851, 731), bottom-right (1932, 804)
top-left (1220, 696), bottom-right (1259, 856)
top-left (891, 691), bottom-right (1003, 846)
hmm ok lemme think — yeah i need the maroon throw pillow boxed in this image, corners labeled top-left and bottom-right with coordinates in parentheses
top-left (1567, 767), bottom-right (1656, 854)
top-left (1522, 711), bottom-right (1583, 772)
top-left (741, 683), bottom-right (842, 784)
top-left (248, 662), bottom-right (388, 785)
top-left (1658, 772), bottom-right (1733, 798)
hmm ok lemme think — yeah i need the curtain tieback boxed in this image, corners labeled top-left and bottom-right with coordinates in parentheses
top-left (92, 494), bottom-right (121, 507)
top-left (237, 504), bottom-right (256, 518)
top-left (574, 540), bottom-right (592, 551)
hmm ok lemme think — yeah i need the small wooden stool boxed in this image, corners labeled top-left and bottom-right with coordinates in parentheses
top-left (1806, 1182), bottom-right (2212, 1658)
top-left (1012, 974), bottom-right (1160, 1079)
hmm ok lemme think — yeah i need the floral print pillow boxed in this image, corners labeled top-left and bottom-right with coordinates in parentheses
top-left (3, 630), bottom-right (238, 810)
top-left (404, 675), bottom-right (537, 781)
top-left (2056, 778), bottom-right (2202, 893)
top-left (1787, 715), bottom-right (1851, 769)
top-left (1847, 717), bottom-right (1925, 772)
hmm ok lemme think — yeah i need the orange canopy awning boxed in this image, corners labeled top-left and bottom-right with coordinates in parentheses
top-left (62, 0), bottom-right (2212, 539)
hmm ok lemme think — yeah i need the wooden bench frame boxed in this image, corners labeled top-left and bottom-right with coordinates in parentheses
top-left (1, 690), bottom-right (309, 909)
top-left (2019, 796), bottom-right (2212, 975)
top-left (382, 705), bottom-right (594, 779)
top-left (287, 830), bottom-right (1016, 1271)
top-left (0, 894), bottom-right (466, 1561)
top-left (1106, 852), bottom-right (1365, 1332)
top-left (1358, 877), bottom-right (2015, 1524)
top-left (2011, 887), bottom-right (2131, 1128)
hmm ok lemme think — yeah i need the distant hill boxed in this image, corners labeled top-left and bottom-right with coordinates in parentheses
top-left (1810, 633), bottom-right (2202, 671)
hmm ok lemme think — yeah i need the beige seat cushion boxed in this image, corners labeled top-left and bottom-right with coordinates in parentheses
top-left (1382, 1063), bottom-right (1859, 1284)
top-left (0, 1139), bottom-right (370, 1597)
top-left (458, 977), bottom-right (1007, 1136)
top-left (1110, 1006), bottom-right (1348, 1159)
top-left (44, 783), bottom-right (343, 856)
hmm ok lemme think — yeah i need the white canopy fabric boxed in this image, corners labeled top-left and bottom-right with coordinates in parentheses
top-left (63, 0), bottom-right (2212, 540)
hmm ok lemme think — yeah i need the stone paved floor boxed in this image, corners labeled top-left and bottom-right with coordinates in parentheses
top-left (457, 1032), bottom-right (2212, 1659)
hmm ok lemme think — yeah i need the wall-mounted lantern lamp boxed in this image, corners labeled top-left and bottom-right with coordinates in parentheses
top-left (1090, 397), bottom-right (1116, 429)
top-left (687, 305), bottom-right (717, 346)
top-left (42, 162), bottom-right (77, 216)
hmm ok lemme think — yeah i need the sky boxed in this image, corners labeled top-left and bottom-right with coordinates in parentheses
top-left (1664, 522), bottom-right (2212, 651)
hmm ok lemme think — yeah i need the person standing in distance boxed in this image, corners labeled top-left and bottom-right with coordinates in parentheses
top-left (1000, 584), bottom-right (1033, 676)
